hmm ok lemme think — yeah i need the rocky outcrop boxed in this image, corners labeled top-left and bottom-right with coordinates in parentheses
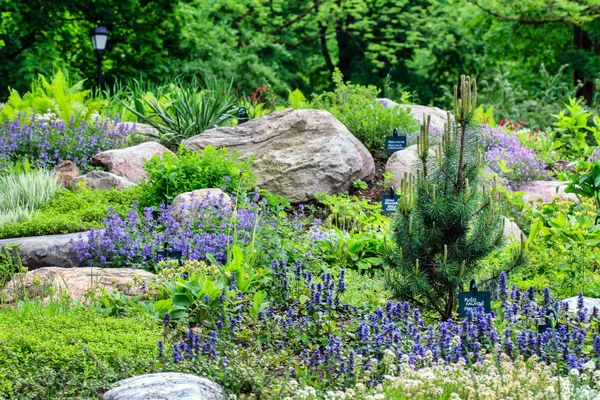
top-left (384, 145), bottom-right (436, 189)
top-left (376, 98), bottom-right (450, 131)
top-left (519, 180), bottom-right (578, 204)
top-left (171, 189), bottom-right (232, 220)
top-left (0, 232), bottom-right (87, 270)
top-left (183, 108), bottom-right (375, 203)
top-left (70, 171), bottom-right (136, 190)
top-left (90, 141), bottom-right (173, 184)
top-left (2, 267), bottom-right (154, 303)
top-left (100, 373), bottom-right (223, 400)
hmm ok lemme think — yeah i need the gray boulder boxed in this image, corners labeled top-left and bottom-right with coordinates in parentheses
top-left (171, 189), bottom-right (232, 220)
top-left (91, 141), bottom-right (173, 184)
top-left (71, 171), bottom-right (136, 191)
top-left (376, 98), bottom-right (450, 131)
top-left (384, 145), bottom-right (436, 189)
top-left (100, 373), bottom-right (223, 400)
top-left (0, 232), bottom-right (87, 270)
top-left (588, 147), bottom-right (600, 163)
top-left (503, 217), bottom-right (523, 242)
top-left (183, 108), bottom-right (375, 203)
top-left (562, 296), bottom-right (600, 314)
top-left (519, 180), bottom-right (578, 204)
top-left (121, 122), bottom-right (160, 137)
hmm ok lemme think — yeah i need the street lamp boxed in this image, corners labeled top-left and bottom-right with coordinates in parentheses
top-left (90, 26), bottom-right (109, 89)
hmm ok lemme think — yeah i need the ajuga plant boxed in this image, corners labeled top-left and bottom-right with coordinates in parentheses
top-left (385, 76), bottom-right (505, 320)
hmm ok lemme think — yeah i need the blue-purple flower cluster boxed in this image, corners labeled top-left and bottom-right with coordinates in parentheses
top-left (163, 265), bottom-right (600, 387)
top-left (480, 125), bottom-right (546, 189)
top-left (0, 115), bottom-right (131, 169)
top-left (72, 195), bottom-right (259, 268)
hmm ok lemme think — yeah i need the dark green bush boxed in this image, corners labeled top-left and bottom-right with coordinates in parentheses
top-left (0, 302), bottom-right (160, 399)
top-left (140, 146), bottom-right (255, 207)
top-left (0, 187), bottom-right (141, 239)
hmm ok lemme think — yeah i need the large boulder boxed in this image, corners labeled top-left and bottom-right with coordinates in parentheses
top-left (376, 98), bottom-right (450, 131)
top-left (171, 189), bottom-right (232, 220)
top-left (2, 267), bottom-right (154, 303)
top-left (384, 145), bottom-right (436, 189)
top-left (90, 141), bottom-right (173, 184)
top-left (70, 171), bottom-right (136, 191)
top-left (0, 232), bottom-right (87, 270)
top-left (183, 108), bottom-right (376, 203)
top-left (101, 373), bottom-right (223, 400)
top-left (562, 296), bottom-right (600, 314)
top-left (519, 180), bottom-right (578, 204)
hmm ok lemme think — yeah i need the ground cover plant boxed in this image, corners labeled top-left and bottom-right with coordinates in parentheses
top-left (0, 186), bottom-right (141, 239)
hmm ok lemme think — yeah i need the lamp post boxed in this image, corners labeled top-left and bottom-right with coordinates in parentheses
top-left (90, 26), bottom-right (109, 89)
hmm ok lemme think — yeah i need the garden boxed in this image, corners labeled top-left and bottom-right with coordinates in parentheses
top-left (2, 2), bottom-right (600, 399)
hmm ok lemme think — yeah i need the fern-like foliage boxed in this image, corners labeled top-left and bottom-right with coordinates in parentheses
top-left (0, 70), bottom-right (104, 124)
top-left (385, 75), bottom-right (505, 320)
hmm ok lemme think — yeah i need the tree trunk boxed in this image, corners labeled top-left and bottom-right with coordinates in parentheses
top-left (573, 26), bottom-right (596, 106)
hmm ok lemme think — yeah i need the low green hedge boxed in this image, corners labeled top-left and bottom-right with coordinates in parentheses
top-left (0, 187), bottom-right (141, 239)
top-left (0, 302), bottom-right (161, 399)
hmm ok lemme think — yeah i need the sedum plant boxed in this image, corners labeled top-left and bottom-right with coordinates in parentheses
top-left (385, 76), bottom-right (505, 320)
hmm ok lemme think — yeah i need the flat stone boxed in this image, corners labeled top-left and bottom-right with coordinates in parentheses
top-left (183, 108), bottom-right (375, 203)
top-left (91, 141), bottom-right (174, 184)
top-left (0, 232), bottom-right (87, 270)
top-left (70, 171), bottom-right (136, 191)
top-left (171, 189), bottom-right (232, 220)
top-left (101, 373), bottom-right (223, 400)
top-left (376, 98), bottom-right (451, 131)
top-left (2, 267), bottom-right (154, 303)
top-left (519, 180), bottom-right (578, 204)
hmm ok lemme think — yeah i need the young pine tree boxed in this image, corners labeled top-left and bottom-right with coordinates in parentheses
top-left (385, 76), bottom-right (504, 320)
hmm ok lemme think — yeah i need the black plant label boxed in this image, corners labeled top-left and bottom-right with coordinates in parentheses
top-left (458, 291), bottom-right (491, 317)
top-left (381, 194), bottom-right (400, 213)
top-left (385, 135), bottom-right (407, 152)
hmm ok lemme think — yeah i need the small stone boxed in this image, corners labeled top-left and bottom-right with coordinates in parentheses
top-left (70, 171), bottom-right (136, 191)
top-left (52, 160), bottom-right (79, 187)
top-left (100, 373), bottom-right (223, 400)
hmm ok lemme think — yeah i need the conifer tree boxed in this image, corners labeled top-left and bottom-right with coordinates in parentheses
top-left (385, 75), bottom-right (504, 320)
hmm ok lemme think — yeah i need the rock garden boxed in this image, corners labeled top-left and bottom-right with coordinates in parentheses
top-left (0, 69), bottom-right (599, 400)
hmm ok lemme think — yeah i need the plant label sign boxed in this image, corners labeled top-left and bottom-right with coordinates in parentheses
top-left (458, 291), bottom-right (491, 317)
top-left (385, 135), bottom-right (407, 153)
top-left (381, 194), bottom-right (400, 213)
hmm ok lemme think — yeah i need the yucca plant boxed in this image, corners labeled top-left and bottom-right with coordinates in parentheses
top-left (122, 74), bottom-right (237, 150)
top-left (0, 162), bottom-right (59, 226)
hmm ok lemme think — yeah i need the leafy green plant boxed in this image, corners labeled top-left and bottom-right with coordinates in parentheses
top-left (0, 186), bottom-right (140, 239)
top-left (295, 69), bottom-right (418, 157)
top-left (562, 159), bottom-right (600, 218)
top-left (140, 146), bottom-right (255, 207)
top-left (0, 70), bottom-right (104, 124)
top-left (386, 76), bottom-right (505, 320)
top-left (123, 75), bottom-right (237, 150)
top-left (315, 193), bottom-right (390, 234)
top-left (552, 98), bottom-right (600, 160)
top-left (0, 164), bottom-right (59, 226)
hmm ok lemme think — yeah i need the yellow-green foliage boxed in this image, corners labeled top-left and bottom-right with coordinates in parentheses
top-left (0, 70), bottom-right (105, 124)
top-left (155, 259), bottom-right (218, 281)
top-left (0, 302), bottom-right (160, 398)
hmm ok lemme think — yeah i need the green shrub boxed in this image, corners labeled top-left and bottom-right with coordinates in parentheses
top-left (140, 147), bottom-right (255, 207)
top-left (0, 70), bottom-right (105, 124)
top-left (0, 187), bottom-right (140, 239)
top-left (0, 164), bottom-right (59, 226)
top-left (309, 69), bottom-right (418, 157)
top-left (0, 301), bottom-right (160, 399)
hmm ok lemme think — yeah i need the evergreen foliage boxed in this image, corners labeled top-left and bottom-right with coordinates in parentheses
top-left (386, 76), bottom-right (505, 320)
